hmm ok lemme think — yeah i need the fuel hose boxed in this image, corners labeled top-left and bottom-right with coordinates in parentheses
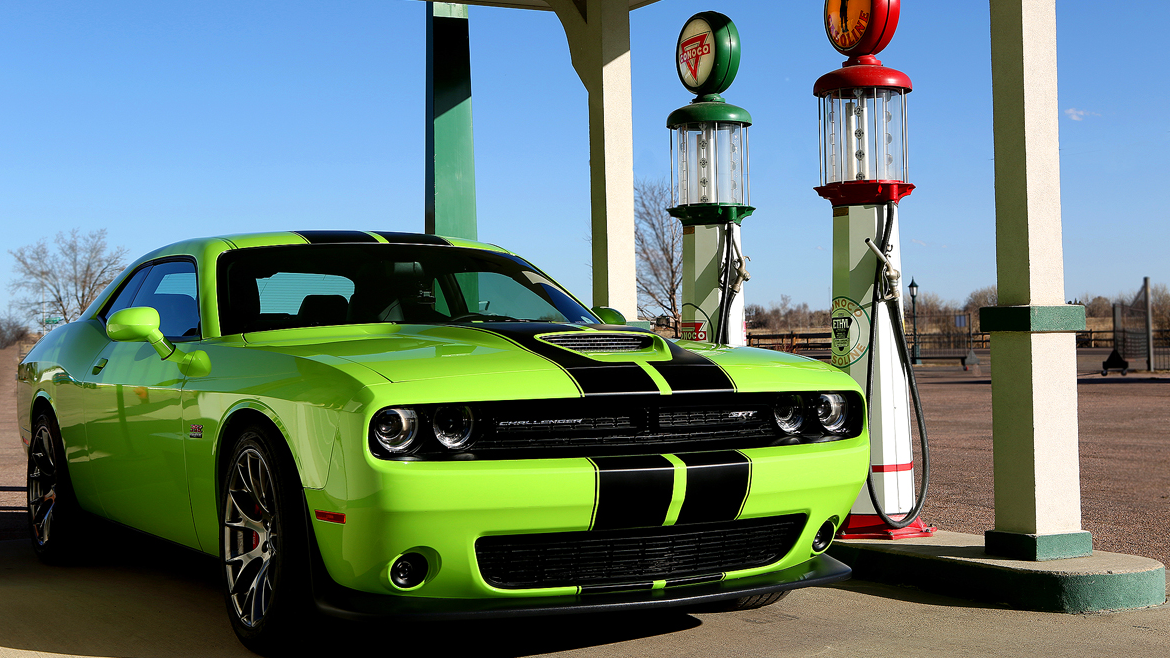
top-left (861, 201), bottom-right (930, 529)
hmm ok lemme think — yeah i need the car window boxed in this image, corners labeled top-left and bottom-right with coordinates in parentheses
top-left (102, 266), bottom-right (153, 321)
top-left (217, 245), bottom-right (599, 334)
top-left (472, 272), bottom-right (569, 323)
top-left (132, 260), bottom-right (201, 340)
top-left (256, 273), bottom-right (356, 315)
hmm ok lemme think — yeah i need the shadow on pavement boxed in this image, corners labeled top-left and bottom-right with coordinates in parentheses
top-left (828, 578), bottom-right (1010, 611)
top-left (0, 523), bottom-right (702, 658)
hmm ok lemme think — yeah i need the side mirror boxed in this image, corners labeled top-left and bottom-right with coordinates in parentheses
top-left (591, 306), bottom-right (627, 325)
top-left (107, 307), bottom-right (174, 359)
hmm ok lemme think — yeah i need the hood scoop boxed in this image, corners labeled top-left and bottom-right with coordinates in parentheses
top-left (541, 332), bottom-right (654, 353)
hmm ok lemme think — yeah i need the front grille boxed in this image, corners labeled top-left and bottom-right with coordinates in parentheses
top-left (477, 399), bottom-right (777, 453)
top-left (541, 333), bottom-right (654, 353)
top-left (476, 514), bottom-right (807, 589)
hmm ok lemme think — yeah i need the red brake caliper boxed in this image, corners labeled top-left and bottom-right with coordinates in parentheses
top-left (252, 502), bottom-right (262, 549)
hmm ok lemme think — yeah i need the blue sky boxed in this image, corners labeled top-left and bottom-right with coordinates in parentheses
top-left (1, 0), bottom-right (1165, 316)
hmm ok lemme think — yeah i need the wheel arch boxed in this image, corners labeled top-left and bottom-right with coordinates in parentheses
top-left (29, 392), bottom-right (56, 440)
top-left (214, 403), bottom-right (304, 518)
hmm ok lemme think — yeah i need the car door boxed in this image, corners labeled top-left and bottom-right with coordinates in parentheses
top-left (83, 258), bottom-right (201, 548)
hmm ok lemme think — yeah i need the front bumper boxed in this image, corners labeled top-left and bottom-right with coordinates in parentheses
top-left (313, 553), bottom-right (851, 620)
top-left (304, 434), bottom-right (868, 602)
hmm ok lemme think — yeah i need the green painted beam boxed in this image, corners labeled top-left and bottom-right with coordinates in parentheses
top-left (979, 304), bottom-right (1086, 332)
top-left (425, 3), bottom-right (477, 240)
top-left (985, 530), bottom-right (1093, 561)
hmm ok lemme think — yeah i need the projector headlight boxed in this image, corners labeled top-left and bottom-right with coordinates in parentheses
top-left (773, 394), bottom-right (805, 433)
top-left (370, 408), bottom-right (418, 455)
top-left (432, 405), bottom-right (475, 450)
top-left (813, 393), bottom-right (849, 433)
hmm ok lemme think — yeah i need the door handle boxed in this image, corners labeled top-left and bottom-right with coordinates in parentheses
top-left (91, 358), bottom-right (108, 375)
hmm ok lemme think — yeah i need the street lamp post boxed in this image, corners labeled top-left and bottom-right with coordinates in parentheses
top-left (909, 277), bottom-right (920, 365)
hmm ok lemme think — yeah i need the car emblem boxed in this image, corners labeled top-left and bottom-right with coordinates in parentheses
top-left (189, 424), bottom-right (204, 439)
top-left (498, 419), bottom-right (584, 427)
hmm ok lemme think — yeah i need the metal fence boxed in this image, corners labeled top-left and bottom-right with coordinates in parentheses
top-left (748, 327), bottom-right (1170, 370)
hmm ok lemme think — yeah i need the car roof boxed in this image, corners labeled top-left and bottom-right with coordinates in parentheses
top-left (137, 230), bottom-right (513, 263)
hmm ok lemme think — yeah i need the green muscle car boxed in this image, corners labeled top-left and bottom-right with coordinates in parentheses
top-left (17, 230), bottom-right (868, 653)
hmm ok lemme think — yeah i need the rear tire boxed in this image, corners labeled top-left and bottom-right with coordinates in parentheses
top-left (27, 413), bottom-right (82, 563)
top-left (220, 425), bottom-right (312, 655)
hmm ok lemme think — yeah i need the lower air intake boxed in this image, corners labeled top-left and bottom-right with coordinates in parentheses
top-left (475, 513), bottom-right (806, 589)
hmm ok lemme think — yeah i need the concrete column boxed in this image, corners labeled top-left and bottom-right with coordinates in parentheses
top-left (981, 0), bottom-right (1089, 560)
top-left (548, 0), bottom-right (637, 318)
top-left (425, 2), bottom-right (478, 240)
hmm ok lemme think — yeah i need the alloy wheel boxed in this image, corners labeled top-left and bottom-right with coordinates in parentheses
top-left (223, 446), bottom-right (278, 628)
top-left (27, 425), bottom-right (57, 546)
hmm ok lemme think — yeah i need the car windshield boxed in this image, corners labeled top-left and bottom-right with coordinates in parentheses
top-left (217, 244), bottom-right (600, 334)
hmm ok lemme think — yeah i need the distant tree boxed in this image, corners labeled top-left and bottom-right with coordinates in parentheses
top-left (634, 178), bottom-right (683, 332)
top-left (744, 296), bottom-right (830, 332)
top-left (1083, 295), bottom-right (1112, 318)
top-left (1152, 283), bottom-right (1170, 331)
top-left (0, 312), bottom-right (30, 348)
top-left (9, 229), bottom-right (129, 325)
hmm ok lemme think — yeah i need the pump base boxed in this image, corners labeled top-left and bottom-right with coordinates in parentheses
top-left (837, 513), bottom-right (936, 540)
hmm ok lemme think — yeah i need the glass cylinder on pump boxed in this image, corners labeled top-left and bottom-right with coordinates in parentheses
top-left (819, 86), bottom-right (907, 186)
top-left (671, 121), bottom-right (749, 208)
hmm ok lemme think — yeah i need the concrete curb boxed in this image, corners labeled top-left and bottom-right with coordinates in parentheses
top-left (828, 530), bottom-right (1166, 613)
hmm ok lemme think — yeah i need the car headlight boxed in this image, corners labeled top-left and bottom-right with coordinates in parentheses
top-left (773, 394), bottom-right (804, 433)
top-left (432, 405), bottom-right (475, 449)
top-left (371, 408), bottom-right (418, 454)
top-left (813, 393), bottom-right (849, 433)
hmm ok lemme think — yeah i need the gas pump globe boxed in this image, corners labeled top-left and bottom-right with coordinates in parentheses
top-left (666, 11), bottom-right (753, 347)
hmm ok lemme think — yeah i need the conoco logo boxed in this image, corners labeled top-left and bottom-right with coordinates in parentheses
top-left (679, 32), bottom-right (712, 82)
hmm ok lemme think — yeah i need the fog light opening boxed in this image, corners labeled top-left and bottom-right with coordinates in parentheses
top-left (390, 552), bottom-right (430, 590)
top-left (812, 517), bottom-right (838, 553)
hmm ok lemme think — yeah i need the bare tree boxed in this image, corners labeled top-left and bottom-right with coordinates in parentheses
top-left (9, 229), bottom-right (129, 325)
top-left (634, 178), bottom-right (683, 332)
top-left (0, 311), bottom-right (30, 348)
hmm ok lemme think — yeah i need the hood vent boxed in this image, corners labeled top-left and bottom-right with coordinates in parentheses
top-left (541, 333), bottom-right (654, 353)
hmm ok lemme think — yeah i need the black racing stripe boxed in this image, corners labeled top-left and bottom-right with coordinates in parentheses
top-left (674, 451), bottom-right (751, 525)
top-left (373, 231), bottom-right (451, 245)
top-left (293, 230), bottom-right (379, 244)
top-left (665, 574), bottom-right (723, 587)
top-left (580, 582), bottom-right (655, 595)
top-left (473, 324), bottom-right (660, 396)
top-left (590, 455), bottom-right (675, 531)
top-left (650, 341), bottom-right (736, 393)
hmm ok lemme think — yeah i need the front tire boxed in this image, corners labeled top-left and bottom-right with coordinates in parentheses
top-left (27, 413), bottom-right (82, 563)
top-left (221, 426), bottom-right (311, 655)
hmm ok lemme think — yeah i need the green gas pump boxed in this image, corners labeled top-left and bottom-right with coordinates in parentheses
top-left (667, 11), bottom-right (752, 346)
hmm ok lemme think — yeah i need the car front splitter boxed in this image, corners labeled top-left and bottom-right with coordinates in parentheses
top-left (312, 553), bottom-right (851, 621)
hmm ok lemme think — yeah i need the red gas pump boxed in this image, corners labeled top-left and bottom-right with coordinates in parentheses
top-left (815, 0), bottom-right (933, 540)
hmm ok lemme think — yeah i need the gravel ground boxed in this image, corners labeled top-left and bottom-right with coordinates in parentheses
top-left (3, 344), bottom-right (1168, 566)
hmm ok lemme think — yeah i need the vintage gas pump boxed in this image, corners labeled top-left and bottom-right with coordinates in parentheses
top-left (667, 12), bottom-right (752, 346)
top-left (815, 0), bottom-right (932, 538)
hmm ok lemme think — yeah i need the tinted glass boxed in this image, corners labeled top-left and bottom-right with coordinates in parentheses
top-left (132, 260), bottom-right (200, 340)
top-left (102, 266), bottom-right (152, 321)
top-left (217, 244), bottom-right (599, 335)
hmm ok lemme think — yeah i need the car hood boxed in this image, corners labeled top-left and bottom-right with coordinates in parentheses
top-left (240, 322), bottom-right (855, 395)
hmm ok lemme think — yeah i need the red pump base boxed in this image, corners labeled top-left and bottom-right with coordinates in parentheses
top-left (836, 513), bottom-right (936, 540)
